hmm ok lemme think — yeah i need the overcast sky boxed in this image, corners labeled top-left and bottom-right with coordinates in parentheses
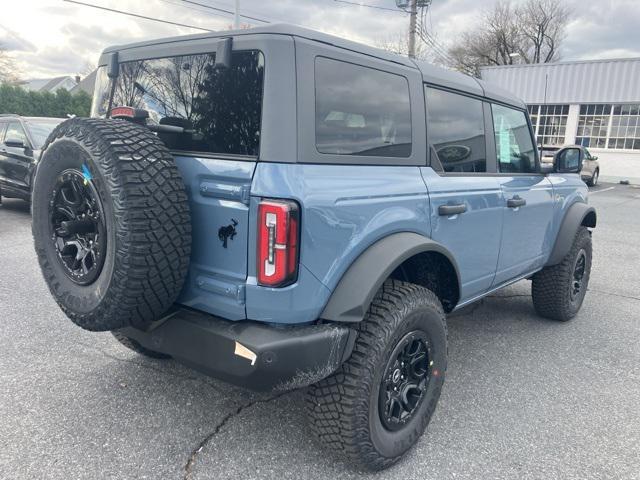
top-left (1, 0), bottom-right (639, 79)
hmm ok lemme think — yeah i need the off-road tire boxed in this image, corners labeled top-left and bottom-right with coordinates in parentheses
top-left (306, 280), bottom-right (447, 471)
top-left (32, 118), bottom-right (191, 332)
top-left (111, 331), bottom-right (171, 359)
top-left (532, 227), bottom-right (592, 321)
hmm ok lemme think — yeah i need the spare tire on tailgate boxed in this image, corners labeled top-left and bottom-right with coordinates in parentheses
top-left (32, 118), bottom-right (191, 331)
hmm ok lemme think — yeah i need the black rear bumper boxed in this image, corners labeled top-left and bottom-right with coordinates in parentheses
top-left (119, 309), bottom-right (355, 392)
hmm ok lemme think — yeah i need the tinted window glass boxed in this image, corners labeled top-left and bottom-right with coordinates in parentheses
top-left (315, 57), bottom-right (412, 157)
top-left (492, 104), bottom-right (536, 173)
top-left (92, 51), bottom-right (264, 156)
top-left (25, 120), bottom-right (63, 148)
top-left (5, 122), bottom-right (28, 145)
top-left (426, 88), bottom-right (486, 173)
top-left (0, 122), bottom-right (6, 143)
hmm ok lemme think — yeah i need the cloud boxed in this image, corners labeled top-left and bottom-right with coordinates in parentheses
top-left (0, 25), bottom-right (37, 53)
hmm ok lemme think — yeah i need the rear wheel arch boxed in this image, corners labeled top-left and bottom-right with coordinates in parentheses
top-left (320, 232), bottom-right (461, 323)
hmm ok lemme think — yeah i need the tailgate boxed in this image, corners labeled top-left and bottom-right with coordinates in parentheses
top-left (174, 155), bottom-right (256, 320)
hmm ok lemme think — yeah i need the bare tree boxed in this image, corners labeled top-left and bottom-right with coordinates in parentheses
top-left (376, 31), bottom-right (454, 67)
top-left (78, 59), bottom-right (97, 78)
top-left (0, 44), bottom-right (19, 84)
top-left (447, 0), bottom-right (570, 76)
top-left (518, 0), bottom-right (568, 63)
top-left (376, 33), bottom-right (429, 61)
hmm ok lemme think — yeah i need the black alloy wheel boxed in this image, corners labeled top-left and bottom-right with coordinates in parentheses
top-left (379, 331), bottom-right (432, 431)
top-left (49, 168), bottom-right (107, 285)
top-left (570, 249), bottom-right (587, 302)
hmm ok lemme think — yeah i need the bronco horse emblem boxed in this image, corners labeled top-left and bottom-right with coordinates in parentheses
top-left (218, 219), bottom-right (238, 248)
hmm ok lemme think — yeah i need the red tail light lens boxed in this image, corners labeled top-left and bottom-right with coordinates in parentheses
top-left (257, 199), bottom-right (300, 287)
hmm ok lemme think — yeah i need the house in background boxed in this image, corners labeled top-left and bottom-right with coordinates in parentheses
top-left (19, 75), bottom-right (80, 93)
top-left (69, 70), bottom-right (97, 96)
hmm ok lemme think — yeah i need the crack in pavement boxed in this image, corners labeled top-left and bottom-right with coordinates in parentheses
top-left (183, 390), bottom-right (294, 480)
top-left (588, 288), bottom-right (640, 302)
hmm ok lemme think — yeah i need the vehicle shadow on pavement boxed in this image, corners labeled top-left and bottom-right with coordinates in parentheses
top-left (0, 198), bottom-right (30, 215)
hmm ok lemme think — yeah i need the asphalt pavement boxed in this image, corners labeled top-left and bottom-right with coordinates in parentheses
top-left (1, 183), bottom-right (639, 480)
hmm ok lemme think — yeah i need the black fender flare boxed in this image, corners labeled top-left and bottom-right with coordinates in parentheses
top-left (320, 232), bottom-right (461, 323)
top-left (546, 202), bottom-right (597, 266)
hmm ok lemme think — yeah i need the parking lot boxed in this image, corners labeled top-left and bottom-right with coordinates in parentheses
top-left (0, 183), bottom-right (639, 480)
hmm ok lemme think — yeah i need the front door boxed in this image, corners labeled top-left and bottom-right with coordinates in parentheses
top-left (1, 122), bottom-right (33, 194)
top-left (0, 121), bottom-right (8, 190)
top-left (490, 104), bottom-right (555, 286)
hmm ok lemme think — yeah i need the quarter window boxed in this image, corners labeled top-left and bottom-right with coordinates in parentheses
top-left (315, 57), bottom-right (412, 157)
top-left (492, 104), bottom-right (536, 174)
top-left (426, 87), bottom-right (486, 173)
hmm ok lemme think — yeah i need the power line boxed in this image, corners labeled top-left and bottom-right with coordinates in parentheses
top-left (158, 0), bottom-right (227, 19)
top-left (333, 0), bottom-right (406, 13)
top-left (62, 0), bottom-right (214, 31)
top-left (180, 0), bottom-right (270, 23)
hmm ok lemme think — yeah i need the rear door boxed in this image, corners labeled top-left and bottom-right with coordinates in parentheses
top-left (490, 103), bottom-right (554, 285)
top-left (421, 86), bottom-right (503, 303)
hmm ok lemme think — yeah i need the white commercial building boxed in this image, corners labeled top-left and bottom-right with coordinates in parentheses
top-left (481, 58), bottom-right (640, 181)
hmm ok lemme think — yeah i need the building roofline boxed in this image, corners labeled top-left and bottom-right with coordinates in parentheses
top-left (480, 56), bottom-right (640, 71)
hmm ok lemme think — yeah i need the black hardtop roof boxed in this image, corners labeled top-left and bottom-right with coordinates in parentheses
top-left (101, 23), bottom-right (524, 109)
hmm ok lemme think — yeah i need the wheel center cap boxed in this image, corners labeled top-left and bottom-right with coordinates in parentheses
top-left (392, 368), bottom-right (402, 384)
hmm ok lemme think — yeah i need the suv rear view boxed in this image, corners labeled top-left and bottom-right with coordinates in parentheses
top-left (30, 25), bottom-right (595, 471)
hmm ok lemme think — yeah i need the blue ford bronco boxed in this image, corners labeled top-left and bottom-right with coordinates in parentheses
top-left (31, 25), bottom-right (596, 470)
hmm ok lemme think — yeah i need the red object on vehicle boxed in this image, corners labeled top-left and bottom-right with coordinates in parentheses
top-left (257, 199), bottom-right (300, 287)
top-left (110, 106), bottom-right (149, 121)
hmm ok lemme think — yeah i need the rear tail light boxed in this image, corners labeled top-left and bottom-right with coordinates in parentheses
top-left (257, 199), bottom-right (300, 287)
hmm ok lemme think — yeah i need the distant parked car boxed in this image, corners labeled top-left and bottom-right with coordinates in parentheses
top-left (541, 145), bottom-right (601, 186)
top-left (0, 115), bottom-right (64, 202)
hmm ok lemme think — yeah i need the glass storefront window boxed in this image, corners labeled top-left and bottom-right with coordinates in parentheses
top-left (527, 104), bottom-right (568, 146)
top-left (576, 104), bottom-right (611, 149)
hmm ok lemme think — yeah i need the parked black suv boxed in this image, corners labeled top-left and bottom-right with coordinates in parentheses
top-left (0, 115), bottom-right (64, 202)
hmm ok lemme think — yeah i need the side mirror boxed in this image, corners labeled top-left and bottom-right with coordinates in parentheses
top-left (554, 147), bottom-right (583, 174)
top-left (591, 156), bottom-right (598, 161)
top-left (5, 138), bottom-right (25, 149)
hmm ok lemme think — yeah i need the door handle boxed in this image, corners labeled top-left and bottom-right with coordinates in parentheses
top-left (438, 203), bottom-right (467, 216)
top-left (507, 196), bottom-right (526, 208)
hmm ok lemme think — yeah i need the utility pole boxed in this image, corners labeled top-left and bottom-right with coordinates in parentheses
top-left (234, 0), bottom-right (240, 29)
top-left (408, 0), bottom-right (418, 59)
